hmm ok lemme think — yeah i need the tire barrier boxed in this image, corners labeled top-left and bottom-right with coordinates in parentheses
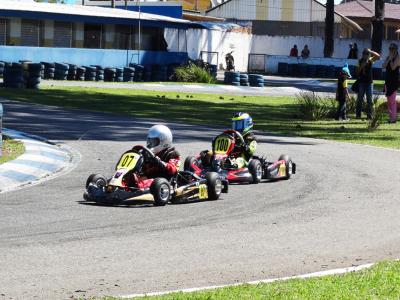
top-left (143, 65), bottom-right (152, 82)
top-left (95, 66), bottom-right (104, 81)
top-left (84, 66), bottom-right (96, 81)
top-left (115, 68), bottom-right (124, 82)
top-left (130, 64), bottom-right (144, 82)
top-left (27, 63), bottom-right (43, 89)
top-left (224, 71), bottom-right (240, 86)
top-left (306, 64), bottom-right (316, 78)
top-left (152, 64), bottom-right (168, 82)
top-left (278, 62), bottom-right (288, 76)
top-left (67, 64), bottom-right (78, 81)
top-left (298, 63), bottom-right (308, 77)
top-left (104, 68), bottom-right (116, 82)
top-left (42, 62), bottom-right (55, 80)
top-left (3, 63), bottom-right (24, 88)
top-left (123, 67), bottom-right (135, 82)
top-left (240, 73), bottom-right (249, 86)
top-left (326, 65), bottom-right (335, 78)
top-left (0, 62), bottom-right (5, 78)
top-left (76, 67), bottom-right (85, 81)
top-left (54, 63), bottom-right (69, 80)
top-left (249, 74), bottom-right (265, 87)
top-left (316, 65), bottom-right (327, 78)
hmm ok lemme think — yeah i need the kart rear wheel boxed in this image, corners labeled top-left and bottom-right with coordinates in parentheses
top-left (278, 154), bottom-right (293, 179)
top-left (184, 156), bottom-right (199, 172)
top-left (86, 174), bottom-right (107, 189)
top-left (205, 172), bottom-right (222, 200)
top-left (248, 159), bottom-right (262, 184)
top-left (151, 178), bottom-right (171, 206)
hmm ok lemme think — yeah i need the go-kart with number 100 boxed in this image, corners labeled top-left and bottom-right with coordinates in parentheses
top-left (184, 130), bottom-right (296, 184)
top-left (84, 145), bottom-right (228, 206)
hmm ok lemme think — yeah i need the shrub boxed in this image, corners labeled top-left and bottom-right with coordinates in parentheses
top-left (368, 97), bottom-right (386, 131)
top-left (295, 91), bottom-right (335, 121)
top-left (173, 62), bottom-right (216, 84)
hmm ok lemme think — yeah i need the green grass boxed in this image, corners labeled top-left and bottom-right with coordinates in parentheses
top-left (0, 136), bottom-right (25, 164)
top-left (0, 86), bottom-right (398, 149)
top-left (105, 261), bottom-right (400, 300)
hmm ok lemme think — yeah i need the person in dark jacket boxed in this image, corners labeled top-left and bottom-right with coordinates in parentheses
top-left (382, 43), bottom-right (400, 123)
top-left (356, 48), bottom-right (380, 119)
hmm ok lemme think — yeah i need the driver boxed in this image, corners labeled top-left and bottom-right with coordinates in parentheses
top-left (231, 112), bottom-right (257, 168)
top-left (142, 124), bottom-right (181, 179)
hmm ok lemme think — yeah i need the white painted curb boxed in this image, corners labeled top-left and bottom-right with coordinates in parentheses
top-left (119, 263), bottom-right (374, 298)
top-left (0, 128), bottom-right (80, 193)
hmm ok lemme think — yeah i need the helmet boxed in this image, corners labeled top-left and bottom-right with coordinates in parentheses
top-left (146, 125), bottom-right (173, 154)
top-left (232, 112), bottom-right (253, 135)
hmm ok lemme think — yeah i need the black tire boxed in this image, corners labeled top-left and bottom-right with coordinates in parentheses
top-left (86, 173), bottom-right (107, 189)
top-left (183, 156), bottom-right (199, 172)
top-left (278, 154), bottom-right (293, 179)
top-left (248, 159), bottom-right (262, 184)
top-left (151, 178), bottom-right (171, 206)
top-left (205, 172), bottom-right (222, 200)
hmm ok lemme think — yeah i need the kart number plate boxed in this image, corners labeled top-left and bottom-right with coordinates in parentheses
top-left (278, 163), bottom-right (286, 177)
top-left (117, 153), bottom-right (140, 170)
top-left (214, 136), bottom-right (232, 155)
top-left (198, 184), bottom-right (208, 199)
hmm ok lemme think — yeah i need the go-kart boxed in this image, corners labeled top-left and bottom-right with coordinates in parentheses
top-left (83, 145), bottom-right (228, 206)
top-left (184, 130), bottom-right (296, 184)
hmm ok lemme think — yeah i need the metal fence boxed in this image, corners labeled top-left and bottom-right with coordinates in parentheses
top-left (248, 53), bottom-right (267, 73)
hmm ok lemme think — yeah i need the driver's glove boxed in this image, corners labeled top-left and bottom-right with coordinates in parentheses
top-left (152, 156), bottom-right (166, 169)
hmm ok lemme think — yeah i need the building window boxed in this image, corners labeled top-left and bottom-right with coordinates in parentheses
top-left (114, 24), bottom-right (132, 50)
top-left (0, 19), bottom-right (9, 45)
top-left (21, 19), bottom-right (44, 46)
top-left (54, 21), bottom-right (73, 47)
top-left (386, 26), bottom-right (399, 40)
top-left (84, 23), bottom-right (103, 48)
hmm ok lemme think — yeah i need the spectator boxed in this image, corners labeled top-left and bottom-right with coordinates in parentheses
top-left (356, 48), bottom-right (380, 119)
top-left (289, 45), bottom-right (298, 57)
top-left (301, 45), bottom-right (310, 58)
top-left (335, 64), bottom-right (351, 121)
top-left (382, 43), bottom-right (400, 123)
top-left (348, 43), bottom-right (358, 59)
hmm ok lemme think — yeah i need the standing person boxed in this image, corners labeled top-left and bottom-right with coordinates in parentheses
top-left (301, 45), bottom-right (310, 58)
top-left (382, 43), bottom-right (400, 123)
top-left (353, 43), bottom-right (359, 59)
top-left (336, 64), bottom-right (352, 121)
top-left (356, 48), bottom-right (381, 119)
top-left (290, 45), bottom-right (298, 57)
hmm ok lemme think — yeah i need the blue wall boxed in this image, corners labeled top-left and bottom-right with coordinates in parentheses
top-left (0, 46), bottom-right (188, 67)
top-left (115, 5), bottom-right (182, 19)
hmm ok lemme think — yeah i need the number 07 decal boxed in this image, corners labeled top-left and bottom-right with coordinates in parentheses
top-left (198, 184), bottom-right (208, 199)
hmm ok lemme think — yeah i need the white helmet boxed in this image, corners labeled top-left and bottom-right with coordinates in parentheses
top-left (146, 125), bottom-right (173, 154)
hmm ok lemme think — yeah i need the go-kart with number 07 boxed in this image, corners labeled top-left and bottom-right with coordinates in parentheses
top-left (184, 130), bottom-right (296, 184)
top-left (83, 145), bottom-right (228, 206)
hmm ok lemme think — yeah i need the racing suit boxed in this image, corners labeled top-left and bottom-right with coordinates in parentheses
top-left (143, 147), bottom-right (181, 180)
top-left (232, 132), bottom-right (257, 168)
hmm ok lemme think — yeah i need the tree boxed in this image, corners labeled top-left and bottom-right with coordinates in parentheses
top-left (324, 0), bottom-right (334, 58)
top-left (371, 0), bottom-right (385, 53)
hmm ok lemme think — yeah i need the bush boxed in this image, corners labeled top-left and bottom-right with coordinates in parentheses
top-left (368, 98), bottom-right (386, 131)
top-left (173, 62), bottom-right (216, 84)
top-left (295, 91), bottom-right (336, 121)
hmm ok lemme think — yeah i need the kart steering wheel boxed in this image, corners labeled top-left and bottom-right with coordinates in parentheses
top-left (222, 129), bottom-right (246, 146)
top-left (132, 145), bottom-right (155, 159)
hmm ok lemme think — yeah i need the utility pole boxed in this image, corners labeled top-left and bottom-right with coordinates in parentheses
top-left (324, 0), bottom-right (334, 57)
top-left (372, 0), bottom-right (385, 53)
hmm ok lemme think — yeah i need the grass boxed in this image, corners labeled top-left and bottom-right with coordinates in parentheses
top-left (0, 135), bottom-right (25, 164)
top-left (0, 86), bottom-right (399, 149)
top-left (104, 261), bottom-right (400, 300)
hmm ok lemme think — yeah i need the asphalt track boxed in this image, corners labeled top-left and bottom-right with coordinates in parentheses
top-left (1, 99), bottom-right (400, 299)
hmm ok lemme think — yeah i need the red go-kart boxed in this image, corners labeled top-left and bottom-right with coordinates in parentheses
top-left (184, 130), bottom-right (296, 184)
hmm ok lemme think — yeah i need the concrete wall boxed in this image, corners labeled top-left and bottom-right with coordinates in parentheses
top-left (0, 46), bottom-right (188, 67)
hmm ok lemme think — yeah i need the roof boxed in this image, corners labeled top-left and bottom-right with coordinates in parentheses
top-left (183, 11), bottom-right (225, 22)
top-left (336, 0), bottom-right (400, 21)
top-left (0, 0), bottom-right (197, 29)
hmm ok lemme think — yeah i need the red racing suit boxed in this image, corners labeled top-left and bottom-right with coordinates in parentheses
top-left (142, 147), bottom-right (181, 180)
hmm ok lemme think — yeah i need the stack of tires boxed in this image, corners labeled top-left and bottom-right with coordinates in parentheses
top-left (123, 67), bottom-right (135, 82)
top-left (43, 62), bottom-right (55, 80)
top-left (26, 63), bottom-right (43, 89)
top-left (249, 74), bottom-right (264, 87)
top-left (224, 71), bottom-right (240, 86)
top-left (95, 66), bottom-right (104, 81)
top-left (54, 63), bottom-right (69, 80)
top-left (298, 63), bottom-right (308, 77)
top-left (0, 61), bottom-right (6, 77)
top-left (239, 73), bottom-right (249, 86)
top-left (326, 65), bottom-right (335, 78)
top-left (306, 64), bottom-right (316, 78)
top-left (131, 64), bottom-right (144, 81)
top-left (278, 62), bottom-right (289, 76)
top-left (143, 66), bottom-right (152, 82)
top-left (288, 63), bottom-right (299, 77)
top-left (152, 65), bottom-right (168, 82)
top-left (104, 67), bottom-right (116, 82)
top-left (67, 64), bottom-right (78, 80)
top-left (316, 65), bottom-right (327, 78)
top-left (76, 67), bottom-right (85, 81)
top-left (3, 63), bottom-right (24, 88)
top-left (84, 66), bottom-right (96, 81)
top-left (115, 68), bottom-right (124, 82)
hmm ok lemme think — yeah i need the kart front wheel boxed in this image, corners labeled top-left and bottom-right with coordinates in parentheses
top-left (86, 173), bottom-right (107, 189)
top-left (248, 159), bottom-right (262, 184)
top-left (278, 154), bottom-right (293, 179)
top-left (184, 156), bottom-right (199, 172)
top-left (205, 172), bottom-right (222, 200)
top-left (151, 178), bottom-right (171, 206)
